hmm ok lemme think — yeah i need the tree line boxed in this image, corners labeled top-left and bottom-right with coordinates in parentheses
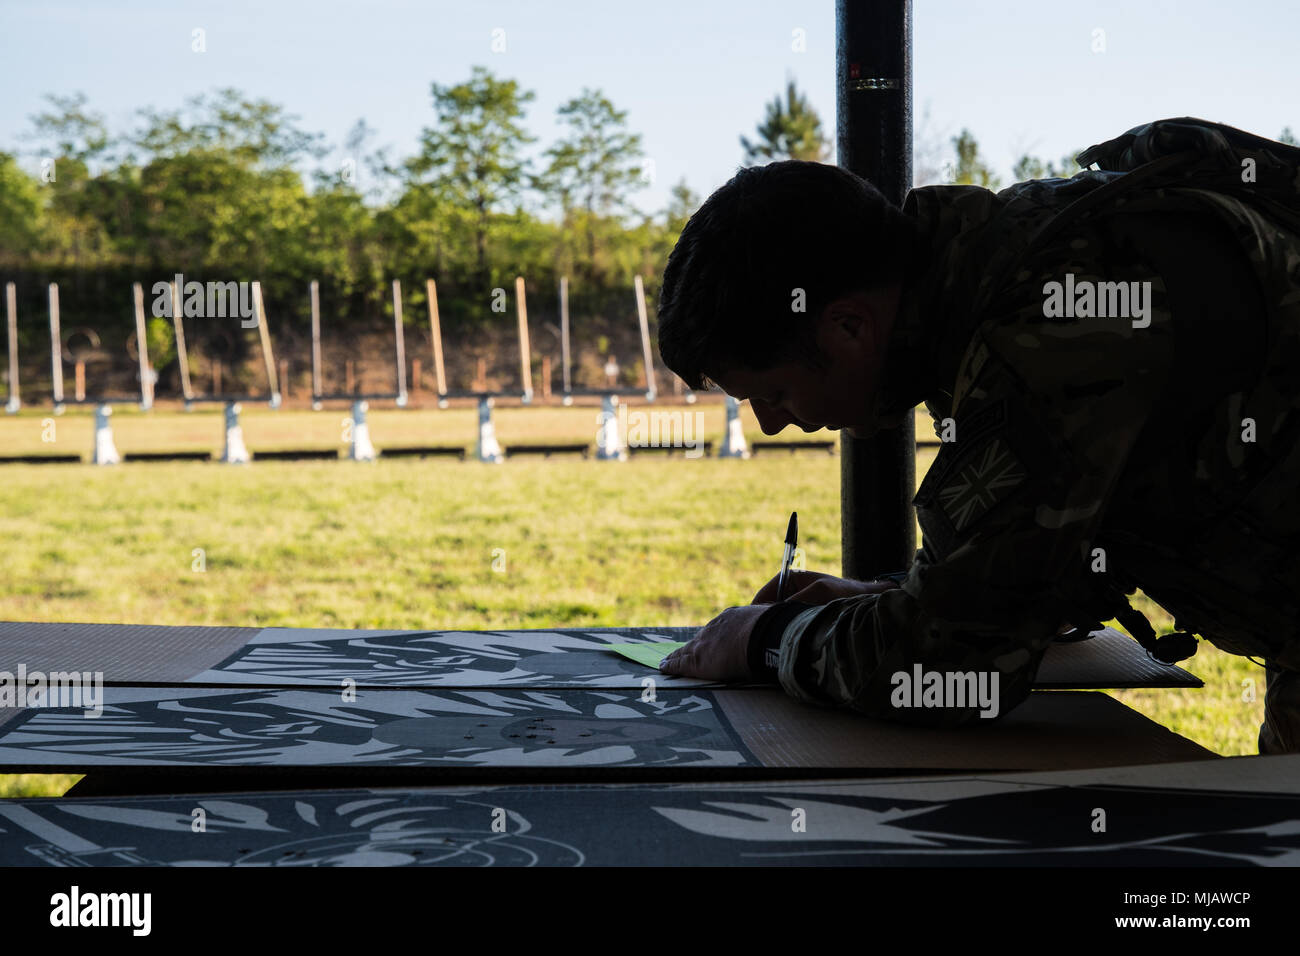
top-left (3, 69), bottom-right (1243, 366)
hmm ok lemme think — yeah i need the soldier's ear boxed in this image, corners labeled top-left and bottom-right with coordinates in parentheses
top-left (818, 293), bottom-right (874, 350)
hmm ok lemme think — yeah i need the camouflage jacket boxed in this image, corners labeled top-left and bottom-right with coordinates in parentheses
top-left (768, 117), bottom-right (1300, 725)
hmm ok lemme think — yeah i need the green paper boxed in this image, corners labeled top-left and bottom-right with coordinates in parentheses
top-left (604, 642), bottom-right (688, 670)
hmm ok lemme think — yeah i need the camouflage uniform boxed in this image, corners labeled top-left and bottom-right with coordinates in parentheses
top-left (766, 118), bottom-right (1300, 752)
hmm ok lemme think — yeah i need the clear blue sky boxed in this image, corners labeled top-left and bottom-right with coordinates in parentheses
top-left (3, 0), bottom-right (1298, 217)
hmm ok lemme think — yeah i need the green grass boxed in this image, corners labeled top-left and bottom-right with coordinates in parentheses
top-left (0, 405), bottom-right (1265, 798)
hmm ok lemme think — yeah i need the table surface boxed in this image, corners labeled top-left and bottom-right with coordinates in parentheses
top-left (0, 619), bottom-right (1242, 867)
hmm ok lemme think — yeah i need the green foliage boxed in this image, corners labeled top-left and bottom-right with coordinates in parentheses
top-left (950, 129), bottom-right (1001, 189)
top-left (2, 78), bottom-right (1098, 348)
top-left (0, 76), bottom-right (705, 342)
top-left (406, 67), bottom-right (537, 287)
top-left (0, 151), bottom-right (44, 262)
top-left (540, 88), bottom-right (647, 284)
top-left (129, 88), bottom-right (327, 168)
top-left (664, 179), bottom-right (699, 236)
top-left (145, 314), bottom-right (176, 369)
top-left (740, 79), bottom-right (828, 164)
top-left (1012, 150), bottom-right (1083, 182)
top-left (29, 92), bottom-right (111, 164)
top-left (542, 89), bottom-right (646, 217)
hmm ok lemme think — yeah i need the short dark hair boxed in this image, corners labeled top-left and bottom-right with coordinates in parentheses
top-left (657, 161), bottom-right (921, 390)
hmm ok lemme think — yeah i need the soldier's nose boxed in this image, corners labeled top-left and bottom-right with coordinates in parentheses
top-left (751, 400), bottom-right (788, 436)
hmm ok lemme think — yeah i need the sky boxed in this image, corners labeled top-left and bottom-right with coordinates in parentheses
top-left (2, 0), bottom-right (1298, 218)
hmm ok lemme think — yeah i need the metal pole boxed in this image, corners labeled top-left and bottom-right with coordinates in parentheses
top-left (5, 282), bottom-right (19, 413)
top-left (837, 0), bottom-right (916, 579)
top-left (48, 283), bottom-right (63, 409)
top-left (251, 281), bottom-right (280, 407)
top-left (560, 276), bottom-right (571, 394)
top-left (171, 280), bottom-right (194, 406)
top-left (515, 276), bottom-right (533, 402)
top-left (426, 279), bottom-right (447, 398)
top-left (634, 275), bottom-right (656, 400)
top-left (310, 280), bottom-right (322, 408)
top-left (132, 283), bottom-right (154, 410)
top-left (392, 279), bottom-right (408, 406)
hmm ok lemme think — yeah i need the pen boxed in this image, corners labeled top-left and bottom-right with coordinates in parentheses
top-left (775, 511), bottom-right (798, 601)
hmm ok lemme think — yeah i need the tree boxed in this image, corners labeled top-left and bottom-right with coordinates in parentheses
top-left (24, 93), bottom-right (122, 266)
top-left (1280, 127), bottom-right (1299, 147)
top-left (302, 178), bottom-right (380, 297)
top-left (130, 88), bottom-right (326, 168)
top-left (740, 79), bottom-right (828, 164)
top-left (0, 152), bottom-right (45, 264)
top-left (540, 88), bottom-right (646, 283)
top-left (125, 91), bottom-right (321, 274)
top-left (1012, 151), bottom-right (1082, 182)
top-left (134, 150), bottom-right (312, 274)
top-left (27, 92), bottom-right (112, 166)
top-left (406, 66), bottom-right (537, 288)
top-left (663, 179), bottom-right (699, 236)
top-left (0, 77), bottom-right (692, 367)
top-left (303, 118), bottom-right (387, 297)
top-left (950, 129), bottom-right (1001, 190)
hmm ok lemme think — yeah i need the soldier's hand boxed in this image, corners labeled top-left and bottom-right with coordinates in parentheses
top-left (752, 569), bottom-right (834, 603)
top-left (753, 570), bottom-right (900, 605)
top-left (659, 604), bottom-right (769, 682)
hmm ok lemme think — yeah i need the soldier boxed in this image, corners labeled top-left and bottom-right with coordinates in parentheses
top-left (655, 117), bottom-right (1300, 754)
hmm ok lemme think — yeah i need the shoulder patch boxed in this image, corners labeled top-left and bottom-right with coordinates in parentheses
top-left (936, 436), bottom-right (1026, 532)
top-left (915, 399), bottom-right (1029, 557)
top-left (916, 337), bottom-right (1067, 559)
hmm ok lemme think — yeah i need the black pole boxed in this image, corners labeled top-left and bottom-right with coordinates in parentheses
top-left (836, 0), bottom-right (916, 580)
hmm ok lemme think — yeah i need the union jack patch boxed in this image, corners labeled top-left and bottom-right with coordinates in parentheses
top-left (935, 437), bottom-right (1026, 531)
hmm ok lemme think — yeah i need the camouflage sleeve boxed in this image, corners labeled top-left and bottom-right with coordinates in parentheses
top-left (774, 225), bottom-right (1177, 726)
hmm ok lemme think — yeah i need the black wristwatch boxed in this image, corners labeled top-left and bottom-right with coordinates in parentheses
top-left (747, 601), bottom-right (815, 682)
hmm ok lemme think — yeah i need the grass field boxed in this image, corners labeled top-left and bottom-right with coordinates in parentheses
top-left (0, 402), bottom-right (1266, 798)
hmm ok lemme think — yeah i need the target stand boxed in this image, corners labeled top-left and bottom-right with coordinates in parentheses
top-left (31, 282), bottom-right (168, 463)
top-left (307, 279), bottom-right (419, 462)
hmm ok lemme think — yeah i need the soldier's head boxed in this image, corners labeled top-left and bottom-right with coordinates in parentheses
top-left (657, 160), bottom-right (921, 437)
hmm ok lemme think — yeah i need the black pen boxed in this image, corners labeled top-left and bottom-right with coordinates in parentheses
top-left (775, 512), bottom-right (798, 601)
